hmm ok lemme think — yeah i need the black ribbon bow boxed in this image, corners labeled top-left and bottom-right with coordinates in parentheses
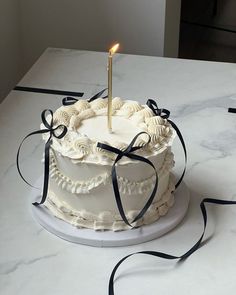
top-left (108, 106), bottom-right (236, 295)
top-left (17, 109), bottom-right (67, 206)
top-left (62, 88), bottom-right (108, 106)
top-left (97, 132), bottom-right (158, 227)
top-left (146, 99), bottom-right (170, 119)
top-left (146, 99), bottom-right (187, 189)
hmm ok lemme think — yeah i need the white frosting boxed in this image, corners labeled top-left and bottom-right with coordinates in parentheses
top-left (49, 150), bottom-right (174, 195)
top-left (42, 97), bottom-right (175, 165)
top-left (45, 175), bottom-right (175, 231)
top-left (42, 97), bottom-right (176, 231)
top-left (78, 116), bottom-right (143, 144)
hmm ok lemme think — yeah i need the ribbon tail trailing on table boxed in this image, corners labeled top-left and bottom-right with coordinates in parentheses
top-left (16, 109), bottom-right (67, 206)
top-left (108, 106), bottom-right (236, 295)
top-left (108, 197), bottom-right (236, 295)
top-left (97, 132), bottom-right (158, 227)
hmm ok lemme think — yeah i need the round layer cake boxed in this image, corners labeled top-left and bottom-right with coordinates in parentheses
top-left (42, 97), bottom-right (176, 231)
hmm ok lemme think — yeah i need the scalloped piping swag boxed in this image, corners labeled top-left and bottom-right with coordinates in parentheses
top-left (45, 175), bottom-right (175, 231)
top-left (49, 150), bottom-right (174, 195)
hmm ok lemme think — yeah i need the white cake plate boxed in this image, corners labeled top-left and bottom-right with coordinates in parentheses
top-left (31, 179), bottom-right (190, 247)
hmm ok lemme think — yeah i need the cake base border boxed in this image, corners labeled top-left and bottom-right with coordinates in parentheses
top-left (30, 178), bottom-right (190, 247)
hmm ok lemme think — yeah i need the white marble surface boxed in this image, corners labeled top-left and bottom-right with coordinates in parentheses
top-left (1, 47), bottom-right (236, 295)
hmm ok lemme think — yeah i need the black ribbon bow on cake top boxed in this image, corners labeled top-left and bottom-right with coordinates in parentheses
top-left (17, 109), bottom-right (67, 206)
top-left (17, 88), bottom-right (107, 206)
top-left (107, 106), bottom-right (236, 295)
top-left (97, 132), bottom-right (158, 227)
top-left (96, 99), bottom-right (188, 228)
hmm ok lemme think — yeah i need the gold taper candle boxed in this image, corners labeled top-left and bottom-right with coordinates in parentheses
top-left (107, 43), bottom-right (119, 132)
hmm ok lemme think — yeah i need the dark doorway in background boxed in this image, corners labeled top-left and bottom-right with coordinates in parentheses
top-left (179, 0), bottom-right (236, 63)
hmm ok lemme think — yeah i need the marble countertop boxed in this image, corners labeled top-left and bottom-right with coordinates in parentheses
top-left (1, 48), bottom-right (236, 295)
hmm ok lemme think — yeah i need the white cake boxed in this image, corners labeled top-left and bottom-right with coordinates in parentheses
top-left (42, 97), bottom-right (176, 231)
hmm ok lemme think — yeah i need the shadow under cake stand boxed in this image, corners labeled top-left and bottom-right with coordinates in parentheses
top-left (31, 178), bottom-right (190, 247)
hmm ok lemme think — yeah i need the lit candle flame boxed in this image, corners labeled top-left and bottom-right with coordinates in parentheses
top-left (109, 43), bottom-right (119, 56)
top-left (107, 43), bottom-right (119, 133)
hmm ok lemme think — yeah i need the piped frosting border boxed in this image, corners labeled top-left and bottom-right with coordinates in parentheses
top-left (45, 174), bottom-right (175, 231)
top-left (49, 150), bottom-right (174, 195)
top-left (42, 97), bottom-right (175, 164)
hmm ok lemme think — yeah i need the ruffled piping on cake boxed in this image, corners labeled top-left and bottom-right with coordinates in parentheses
top-left (49, 151), bottom-right (174, 195)
top-left (44, 175), bottom-right (175, 231)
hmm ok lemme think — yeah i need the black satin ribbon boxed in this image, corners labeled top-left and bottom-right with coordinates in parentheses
top-left (62, 88), bottom-right (108, 106)
top-left (109, 197), bottom-right (236, 295)
top-left (97, 132), bottom-right (158, 227)
top-left (62, 96), bottom-right (79, 106)
top-left (146, 99), bottom-right (187, 189)
top-left (17, 109), bottom-right (67, 206)
top-left (108, 107), bottom-right (236, 295)
top-left (228, 107), bottom-right (236, 113)
top-left (88, 88), bottom-right (108, 102)
top-left (14, 86), bottom-right (84, 97)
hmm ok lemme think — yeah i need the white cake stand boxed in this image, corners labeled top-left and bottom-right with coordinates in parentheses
top-left (31, 179), bottom-right (190, 247)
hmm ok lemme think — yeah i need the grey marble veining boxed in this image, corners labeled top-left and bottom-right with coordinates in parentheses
top-left (172, 94), bottom-right (236, 118)
top-left (0, 253), bottom-right (59, 275)
top-left (1, 48), bottom-right (236, 295)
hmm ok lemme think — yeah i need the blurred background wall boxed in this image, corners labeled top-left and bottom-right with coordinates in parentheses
top-left (179, 0), bottom-right (236, 62)
top-left (1, 0), bottom-right (236, 104)
top-left (0, 0), bottom-right (21, 101)
top-left (19, 0), bottom-right (181, 73)
top-left (0, 0), bottom-right (181, 103)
